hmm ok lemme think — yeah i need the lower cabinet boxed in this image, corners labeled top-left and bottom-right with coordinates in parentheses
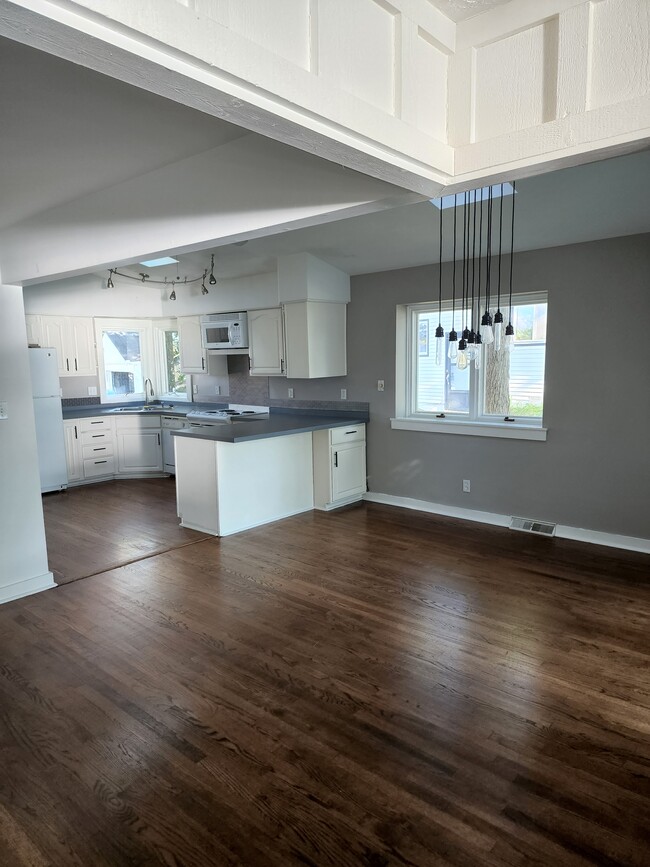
top-left (115, 416), bottom-right (163, 474)
top-left (313, 424), bottom-right (366, 510)
top-left (63, 420), bottom-right (83, 483)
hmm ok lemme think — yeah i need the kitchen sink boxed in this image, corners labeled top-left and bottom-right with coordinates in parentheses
top-left (110, 406), bottom-right (165, 413)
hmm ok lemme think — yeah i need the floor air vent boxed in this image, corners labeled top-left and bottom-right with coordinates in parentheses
top-left (509, 516), bottom-right (556, 537)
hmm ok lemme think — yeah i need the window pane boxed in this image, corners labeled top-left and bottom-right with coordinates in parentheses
top-left (483, 302), bottom-right (547, 418)
top-left (102, 330), bottom-right (143, 398)
top-left (414, 309), bottom-right (470, 414)
top-left (163, 330), bottom-right (186, 396)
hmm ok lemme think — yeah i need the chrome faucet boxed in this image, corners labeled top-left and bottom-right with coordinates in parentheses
top-left (144, 378), bottom-right (155, 405)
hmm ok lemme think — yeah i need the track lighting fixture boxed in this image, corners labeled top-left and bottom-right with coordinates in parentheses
top-left (201, 270), bottom-right (209, 295)
top-left (106, 256), bottom-right (218, 300)
top-left (169, 288), bottom-right (176, 301)
top-left (209, 254), bottom-right (217, 285)
top-left (106, 269), bottom-right (115, 289)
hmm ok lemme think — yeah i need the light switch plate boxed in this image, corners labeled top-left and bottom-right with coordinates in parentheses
top-left (340, 388), bottom-right (347, 400)
top-left (88, 386), bottom-right (97, 396)
top-left (0, 401), bottom-right (8, 420)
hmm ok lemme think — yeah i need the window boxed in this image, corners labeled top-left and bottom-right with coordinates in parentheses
top-left (394, 293), bottom-right (548, 440)
top-left (95, 318), bottom-right (189, 404)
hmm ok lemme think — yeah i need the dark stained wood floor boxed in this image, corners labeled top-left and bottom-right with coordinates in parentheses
top-left (42, 478), bottom-right (209, 584)
top-left (2, 495), bottom-right (650, 865)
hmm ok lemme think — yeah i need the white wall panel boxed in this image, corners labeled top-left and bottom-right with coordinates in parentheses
top-left (196, 0), bottom-right (311, 69)
top-left (589, 0), bottom-right (650, 110)
top-left (318, 0), bottom-right (399, 114)
top-left (474, 20), bottom-right (558, 141)
top-left (411, 28), bottom-right (448, 139)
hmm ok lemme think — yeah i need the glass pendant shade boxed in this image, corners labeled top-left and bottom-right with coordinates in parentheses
top-left (448, 329), bottom-right (458, 361)
top-left (493, 310), bottom-right (504, 352)
top-left (504, 322), bottom-right (515, 352)
top-left (474, 333), bottom-right (483, 369)
top-left (434, 324), bottom-right (444, 366)
top-left (457, 338), bottom-right (468, 370)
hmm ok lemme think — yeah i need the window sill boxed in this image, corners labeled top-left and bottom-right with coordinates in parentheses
top-left (390, 417), bottom-right (547, 441)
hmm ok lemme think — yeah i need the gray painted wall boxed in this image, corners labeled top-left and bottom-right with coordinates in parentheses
top-left (272, 234), bottom-right (650, 540)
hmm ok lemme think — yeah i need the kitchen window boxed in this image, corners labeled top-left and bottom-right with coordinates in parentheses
top-left (393, 292), bottom-right (548, 440)
top-left (95, 318), bottom-right (189, 403)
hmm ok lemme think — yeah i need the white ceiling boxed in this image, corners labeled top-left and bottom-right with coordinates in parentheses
top-left (0, 37), bottom-right (246, 229)
top-left (428, 0), bottom-right (514, 23)
top-left (113, 149), bottom-right (650, 283)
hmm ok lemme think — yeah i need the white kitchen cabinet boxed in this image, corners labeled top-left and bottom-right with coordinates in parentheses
top-left (248, 307), bottom-right (285, 376)
top-left (115, 415), bottom-right (163, 474)
top-left (283, 301), bottom-right (347, 379)
top-left (63, 420), bottom-right (83, 483)
top-left (313, 424), bottom-right (366, 510)
top-left (32, 315), bottom-right (96, 376)
top-left (179, 316), bottom-right (207, 374)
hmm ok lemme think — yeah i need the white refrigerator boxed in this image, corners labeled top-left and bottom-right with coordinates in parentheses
top-left (29, 348), bottom-right (68, 493)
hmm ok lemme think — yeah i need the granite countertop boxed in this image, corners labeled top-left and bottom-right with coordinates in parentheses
top-left (173, 413), bottom-right (367, 444)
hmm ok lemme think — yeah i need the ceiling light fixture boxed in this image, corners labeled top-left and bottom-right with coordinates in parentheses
top-left (106, 269), bottom-right (115, 289)
top-left (209, 254), bottom-right (217, 285)
top-left (106, 258), bottom-right (216, 300)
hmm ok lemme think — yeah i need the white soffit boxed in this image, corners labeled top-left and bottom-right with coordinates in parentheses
top-left (427, 0), bottom-right (514, 23)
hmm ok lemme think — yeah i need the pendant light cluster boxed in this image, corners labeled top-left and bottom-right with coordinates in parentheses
top-left (434, 181), bottom-right (516, 369)
top-left (106, 252), bottom-right (219, 300)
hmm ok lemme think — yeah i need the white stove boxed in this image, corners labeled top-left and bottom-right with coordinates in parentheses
top-left (186, 405), bottom-right (269, 423)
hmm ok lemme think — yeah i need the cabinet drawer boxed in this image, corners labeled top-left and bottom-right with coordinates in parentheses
top-left (81, 429), bottom-right (113, 446)
top-left (83, 456), bottom-right (115, 478)
top-left (82, 442), bottom-right (114, 460)
top-left (79, 416), bottom-right (113, 433)
top-left (114, 415), bottom-right (161, 431)
top-left (331, 424), bottom-right (365, 445)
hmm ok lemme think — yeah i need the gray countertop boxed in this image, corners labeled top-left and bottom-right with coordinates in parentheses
top-left (62, 404), bottom-right (191, 419)
top-left (173, 414), bottom-right (367, 444)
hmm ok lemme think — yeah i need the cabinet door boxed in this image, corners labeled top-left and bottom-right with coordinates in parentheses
top-left (117, 430), bottom-right (163, 473)
top-left (68, 318), bottom-right (96, 376)
top-left (249, 308), bottom-right (285, 376)
top-left (284, 301), bottom-right (347, 379)
top-left (63, 421), bottom-right (83, 482)
top-left (179, 316), bottom-right (207, 374)
top-left (25, 315), bottom-right (43, 346)
top-left (332, 442), bottom-right (366, 502)
top-left (40, 316), bottom-right (69, 376)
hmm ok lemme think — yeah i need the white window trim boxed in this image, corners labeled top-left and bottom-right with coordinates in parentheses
top-left (153, 318), bottom-right (190, 402)
top-left (394, 292), bottom-right (548, 441)
top-left (95, 318), bottom-right (154, 405)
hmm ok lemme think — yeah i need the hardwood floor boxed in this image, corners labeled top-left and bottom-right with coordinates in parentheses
top-left (42, 478), bottom-right (209, 584)
top-left (2, 501), bottom-right (649, 865)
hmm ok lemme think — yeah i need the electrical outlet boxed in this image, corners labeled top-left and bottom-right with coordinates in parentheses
top-left (215, 386), bottom-right (221, 395)
top-left (340, 388), bottom-right (347, 400)
top-left (0, 401), bottom-right (7, 420)
top-left (88, 386), bottom-right (97, 396)
top-left (193, 384), bottom-right (198, 395)
top-left (463, 479), bottom-right (471, 493)
top-left (288, 388), bottom-right (294, 399)
top-left (377, 380), bottom-right (385, 392)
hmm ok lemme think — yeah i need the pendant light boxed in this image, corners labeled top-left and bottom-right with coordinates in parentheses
top-left (434, 193), bottom-right (444, 365)
top-left (504, 180), bottom-right (517, 352)
top-left (474, 188), bottom-right (484, 369)
top-left (467, 189), bottom-right (477, 360)
top-left (457, 191), bottom-right (470, 370)
top-left (493, 182), bottom-right (505, 352)
top-left (448, 194), bottom-right (458, 362)
top-left (480, 185), bottom-right (494, 345)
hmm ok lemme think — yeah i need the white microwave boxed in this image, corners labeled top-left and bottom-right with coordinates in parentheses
top-left (201, 312), bottom-right (249, 351)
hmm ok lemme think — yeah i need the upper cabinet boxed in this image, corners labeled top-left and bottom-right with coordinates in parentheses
top-left (284, 301), bottom-right (347, 379)
top-left (249, 308), bottom-right (285, 376)
top-left (26, 315), bottom-right (96, 377)
top-left (178, 316), bottom-right (207, 374)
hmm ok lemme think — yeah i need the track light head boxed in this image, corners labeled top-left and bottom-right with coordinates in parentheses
top-left (107, 269), bottom-right (114, 289)
top-left (169, 288), bottom-right (176, 301)
top-left (209, 253), bottom-right (217, 285)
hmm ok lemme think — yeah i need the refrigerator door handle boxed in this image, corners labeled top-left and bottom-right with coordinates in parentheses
top-left (66, 358), bottom-right (69, 371)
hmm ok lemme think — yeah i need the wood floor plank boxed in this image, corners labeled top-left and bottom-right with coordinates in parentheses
top-left (1, 488), bottom-right (649, 865)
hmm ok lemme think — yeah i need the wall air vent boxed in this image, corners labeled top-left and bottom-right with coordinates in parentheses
top-left (509, 516), bottom-right (556, 537)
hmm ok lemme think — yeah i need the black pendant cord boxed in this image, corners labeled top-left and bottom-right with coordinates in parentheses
top-left (497, 183), bottom-right (504, 316)
top-left (485, 185), bottom-right (493, 315)
top-left (437, 194), bottom-right (443, 329)
top-left (471, 189), bottom-right (477, 336)
top-left (461, 191), bottom-right (468, 334)
top-left (508, 180), bottom-right (516, 327)
top-left (452, 193), bottom-right (458, 332)
top-left (477, 189), bottom-right (484, 327)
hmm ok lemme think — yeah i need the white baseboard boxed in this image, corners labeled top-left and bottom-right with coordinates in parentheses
top-left (363, 493), bottom-right (650, 555)
top-left (0, 572), bottom-right (56, 605)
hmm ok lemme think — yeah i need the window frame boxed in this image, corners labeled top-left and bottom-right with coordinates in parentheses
top-left (152, 319), bottom-right (190, 402)
top-left (393, 291), bottom-right (548, 441)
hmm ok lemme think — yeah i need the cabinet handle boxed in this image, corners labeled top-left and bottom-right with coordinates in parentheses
top-left (201, 357), bottom-right (205, 370)
top-left (345, 430), bottom-right (358, 435)
top-left (334, 452), bottom-right (338, 468)
top-left (93, 447), bottom-right (106, 452)
top-left (66, 358), bottom-right (69, 371)
top-left (91, 434), bottom-right (104, 438)
top-left (95, 460), bottom-right (107, 465)
top-left (74, 358), bottom-right (78, 371)
top-left (74, 425), bottom-right (78, 439)
top-left (157, 433), bottom-right (161, 446)
top-left (90, 421), bottom-right (102, 425)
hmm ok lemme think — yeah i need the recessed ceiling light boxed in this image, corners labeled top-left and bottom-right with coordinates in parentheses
top-left (430, 183), bottom-right (515, 209)
top-left (138, 256), bottom-right (179, 267)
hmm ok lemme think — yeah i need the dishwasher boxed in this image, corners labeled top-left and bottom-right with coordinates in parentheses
top-left (161, 416), bottom-right (188, 474)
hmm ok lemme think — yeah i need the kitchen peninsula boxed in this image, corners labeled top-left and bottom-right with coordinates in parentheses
top-left (173, 411), bottom-right (367, 536)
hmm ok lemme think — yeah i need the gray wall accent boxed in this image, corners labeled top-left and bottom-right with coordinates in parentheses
top-left (342, 233), bottom-right (650, 539)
